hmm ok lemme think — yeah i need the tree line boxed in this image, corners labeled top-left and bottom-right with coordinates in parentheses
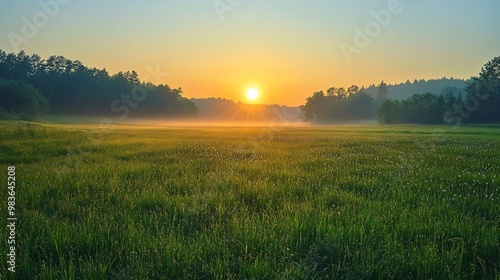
top-left (301, 57), bottom-right (500, 125)
top-left (363, 77), bottom-right (468, 100)
top-left (378, 57), bottom-right (500, 124)
top-left (0, 49), bottom-right (197, 120)
top-left (300, 83), bottom-right (388, 123)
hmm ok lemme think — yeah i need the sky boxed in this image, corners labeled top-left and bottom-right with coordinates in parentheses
top-left (1, 0), bottom-right (499, 106)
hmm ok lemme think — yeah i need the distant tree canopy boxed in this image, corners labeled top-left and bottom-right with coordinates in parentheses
top-left (302, 57), bottom-right (500, 125)
top-left (300, 85), bottom-right (376, 123)
top-left (377, 57), bottom-right (500, 124)
top-left (0, 49), bottom-right (197, 120)
top-left (363, 77), bottom-right (469, 100)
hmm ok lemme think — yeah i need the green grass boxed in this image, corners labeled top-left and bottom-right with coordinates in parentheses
top-left (1, 122), bottom-right (499, 279)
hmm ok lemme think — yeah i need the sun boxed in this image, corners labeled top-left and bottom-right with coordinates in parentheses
top-left (246, 88), bottom-right (259, 101)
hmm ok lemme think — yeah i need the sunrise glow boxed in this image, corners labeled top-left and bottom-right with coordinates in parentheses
top-left (246, 88), bottom-right (259, 102)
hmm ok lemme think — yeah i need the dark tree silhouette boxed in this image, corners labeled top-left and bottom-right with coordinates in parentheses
top-left (301, 85), bottom-right (375, 123)
top-left (0, 49), bottom-right (198, 119)
top-left (465, 57), bottom-right (500, 123)
top-left (377, 93), bottom-right (445, 124)
top-left (345, 91), bottom-right (375, 120)
top-left (301, 91), bottom-right (327, 123)
top-left (375, 81), bottom-right (389, 105)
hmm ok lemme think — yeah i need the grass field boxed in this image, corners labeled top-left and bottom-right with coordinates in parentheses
top-left (1, 121), bottom-right (499, 279)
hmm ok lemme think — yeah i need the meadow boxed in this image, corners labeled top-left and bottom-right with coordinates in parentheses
top-left (0, 121), bottom-right (499, 279)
